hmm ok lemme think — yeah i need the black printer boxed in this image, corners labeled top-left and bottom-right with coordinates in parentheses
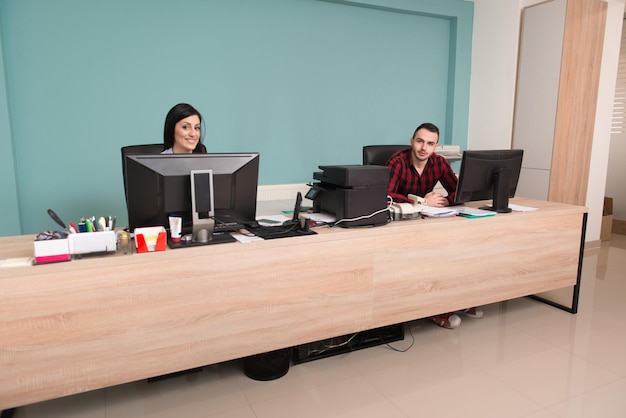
top-left (310, 165), bottom-right (389, 227)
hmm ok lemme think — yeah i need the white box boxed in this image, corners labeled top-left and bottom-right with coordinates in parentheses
top-left (33, 238), bottom-right (70, 264)
top-left (68, 231), bottom-right (117, 255)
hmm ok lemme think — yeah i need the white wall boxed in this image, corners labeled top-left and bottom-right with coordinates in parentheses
top-left (467, 0), bottom-right (520, 150)
top-left (606, 16), bottom-right (626, 220)
top-left (591, 0), bottom-right (625, 226)
top-left (606, 131), bottom-right (626, 219)
top-left (468, 0), bottom-right (625, 242)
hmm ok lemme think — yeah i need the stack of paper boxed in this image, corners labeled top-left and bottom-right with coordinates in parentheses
top-left (435, 145), bottom-right (461, 158)
top-left (0, 257), bottom-right (34, 268)
top-left (418, 206), bottom-right (458, 218)
top-left (508, 204), bottom-right (539, 212)
top-left (480, 204), bottom-right (539, 212)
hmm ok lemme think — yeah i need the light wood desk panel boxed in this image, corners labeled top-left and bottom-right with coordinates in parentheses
top-left (0, 198), bottom-right (586, 409)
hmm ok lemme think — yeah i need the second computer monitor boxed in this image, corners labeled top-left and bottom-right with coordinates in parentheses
top-left (454, 149), bottom-right (524, 213)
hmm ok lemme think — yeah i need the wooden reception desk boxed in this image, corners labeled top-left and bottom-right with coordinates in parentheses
top-left (0, 198), bottom-right (586, 410)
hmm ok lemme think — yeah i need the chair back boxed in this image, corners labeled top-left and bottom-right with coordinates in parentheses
top-left (121, 144), bottom-right (164, 203)
top-left (362, 145), bottom-right (409, 166)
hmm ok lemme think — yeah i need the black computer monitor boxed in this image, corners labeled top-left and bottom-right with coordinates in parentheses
top-left (454, 149), bottom-right (524, 213)
top-left (124, 153), bottom-right (260, 232)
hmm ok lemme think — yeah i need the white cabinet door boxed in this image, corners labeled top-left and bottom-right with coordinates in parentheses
top-left (512, 0), bottom-right (567, 195)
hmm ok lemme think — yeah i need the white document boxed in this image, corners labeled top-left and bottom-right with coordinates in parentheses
top-left (306, 212), bottom-right (336, 224)
top-left (231, 233), bottom-right (264, 243)
top-left (418, 206), bottom-right (458, 217)
top-left (0, 257), bottom-right (34, 268)
top-left (508, 203), bottom-right (539, 212)
top-left (481, 204), bottom-right (539, 212)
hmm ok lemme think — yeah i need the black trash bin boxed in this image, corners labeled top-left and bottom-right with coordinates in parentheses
top-left (243, 348), bottom-right (292, 381)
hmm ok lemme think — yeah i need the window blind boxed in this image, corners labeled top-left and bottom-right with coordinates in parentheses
top-left (612, 20), bottom-right (626, 134)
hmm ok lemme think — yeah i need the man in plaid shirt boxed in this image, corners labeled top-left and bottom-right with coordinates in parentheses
top-left (386, 122), bottom-right (457, 206)
top-left (386, 122), bottom-right (483, 329)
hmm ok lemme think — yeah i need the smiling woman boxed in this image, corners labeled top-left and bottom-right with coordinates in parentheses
top-left (162, 103), bottom-right (207, 154)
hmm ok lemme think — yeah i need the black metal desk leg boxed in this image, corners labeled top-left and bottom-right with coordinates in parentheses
top-left (528, 212), bottom-right (587, 314)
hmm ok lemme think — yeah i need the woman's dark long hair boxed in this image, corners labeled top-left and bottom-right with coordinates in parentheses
top-left (163, 103), bottom-right (206, 153)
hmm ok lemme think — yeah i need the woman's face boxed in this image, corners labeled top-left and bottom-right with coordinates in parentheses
top-left (172, 115), bottom-right (201, 154)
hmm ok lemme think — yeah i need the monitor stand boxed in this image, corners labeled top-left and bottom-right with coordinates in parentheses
top-left (168, 219), bottom-right (236, 249)
top-left (167, 232), bottom-right (236, 249)
top-left (192, 218), bottom-right (215, 243)
top-left (177, 168), bottom-right (232, 248)
top-left (169, 167), bottom-right (237, 248)
top-left (479, 168), bottom-right (513, 213)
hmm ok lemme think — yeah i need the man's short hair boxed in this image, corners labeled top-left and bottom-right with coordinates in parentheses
top-left (412, 122), bottom-right (440, 139)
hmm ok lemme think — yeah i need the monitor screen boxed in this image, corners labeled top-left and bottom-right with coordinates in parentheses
top-left (454, 149), bottom-right (524, 213)
top-left (124, 153), bottom-right (259, 231)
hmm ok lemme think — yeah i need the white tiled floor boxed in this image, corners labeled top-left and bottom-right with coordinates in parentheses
top-left (12, 234), bottom-right (626, 418)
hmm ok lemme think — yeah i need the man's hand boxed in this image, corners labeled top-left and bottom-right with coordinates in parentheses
top-left (424, 192), bottom-right (449, 207)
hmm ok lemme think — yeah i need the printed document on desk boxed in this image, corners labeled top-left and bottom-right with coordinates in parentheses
top-left (418, 206), bottom-right (458, 218)
top-left (232, 233), bottom-right (264, 243)
top-left (508, 203), bottom-right (539, 212)
top-left (306, 212), bottom-right (336, 224)
top-left (0, 257), bottom-right (34, 268)
top-left (481, 204), bottom-right (539, 212)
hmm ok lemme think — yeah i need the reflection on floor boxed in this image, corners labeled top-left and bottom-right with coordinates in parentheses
top-left (13, 234), bottom-right (626, 418)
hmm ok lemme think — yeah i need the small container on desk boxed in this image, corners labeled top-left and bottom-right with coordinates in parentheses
top-left (134, 226), bottom-right (167, 253)
top-left (33, 232), bottom-right (70, 264)
top-left (117, 230), bottom-right (133, 254)
top-left (68, 230), bottom-right (117, 255)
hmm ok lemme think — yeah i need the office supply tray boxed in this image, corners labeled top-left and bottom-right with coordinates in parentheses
top-left (167, 232), bottom-right (236, 249)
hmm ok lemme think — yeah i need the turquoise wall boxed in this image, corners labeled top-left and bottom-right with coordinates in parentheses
top-left (0, 0), bottom-right (473, 235)
top-left (0, 14), bottom-right (21, 236)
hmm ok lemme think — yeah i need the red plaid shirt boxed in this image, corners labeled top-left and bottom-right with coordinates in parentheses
top-left (386, 149), bottom-right (458, 204)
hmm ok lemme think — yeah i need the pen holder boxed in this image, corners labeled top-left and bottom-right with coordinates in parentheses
top-left (68, 230), bottom-right (117, 255)
top-left (134, 227), bottom-right (167, 253)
